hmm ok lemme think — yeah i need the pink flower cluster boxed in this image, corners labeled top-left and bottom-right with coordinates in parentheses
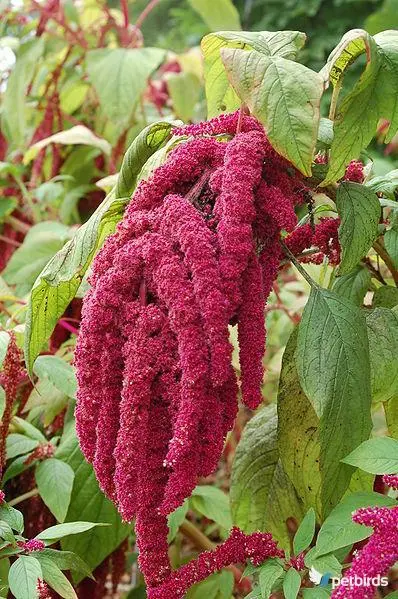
top-left (75, 111), bottom-right (307, 591)
top-left (383, 474), bottom-right (398, 489)
top-left (20, 538), bottom-right (46, 552)
top-left (0, 332), bottom-right (23, 475)
top-left (0, 490), bottom-right (5, 503)
top-left (285, 217), bottom-right (341, 265)
top-left (36, 579), bottom-right (52, 599)
top-left (147, 527), bottom-right (284, 599)
top-left (331, 504), bottom-right (398, 599)
top-left (344, 160), bottom-right (365, 183)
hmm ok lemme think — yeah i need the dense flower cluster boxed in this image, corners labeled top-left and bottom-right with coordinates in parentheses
top-left (0, 332), bottom-right (23, 475)
top-left (36, 579), bottom-right (52, 599)
top-left (331, 504), bottom-right (398, 599)
top-left (19, 538), bottom-right (46, 552)
top-left (285, 217), bottom-right (341, 265)
top-left (147, 527), bottom-right (284, 598)
top-left (382, 474), bottom-right (398, 489)
top-left (75, 110), bottom-right (333, 593)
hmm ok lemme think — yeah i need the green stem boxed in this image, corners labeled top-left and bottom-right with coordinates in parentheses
top-left (8, 488), bottom-right (39, 507)
top-left (280, 240), bottom-right (319, 289)
top-left (373, 240), bottom-right (398, 286)
top-left (14, 176), bottom-right (40, 223)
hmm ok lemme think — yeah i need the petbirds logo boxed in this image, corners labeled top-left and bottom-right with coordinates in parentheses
top-left (309, 568), bottom-right (331, 587)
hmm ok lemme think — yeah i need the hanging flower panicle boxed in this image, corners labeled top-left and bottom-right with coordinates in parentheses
top-left (75, 110), bottom-right (341, 593)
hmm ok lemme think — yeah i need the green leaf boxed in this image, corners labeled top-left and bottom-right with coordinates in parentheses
top-left (37, 558), bottom-right (77, 599)
top-left (191, 486), bottom-right (232, 530)
top-left (258, 558), bottom-right (284, 599)
top-left (385, 395), bottom-right (398, 438)
top-left (293, 508), bottom-right (316, 555)
top-left (305, 549), bottom-right (342, 577)
top-left (278, 330), bottom-right (322, 517)
top-left (186, 570), bottom-right (234, 599)
top-left (335, 183), bottom-right (380, 274)
top-left (8, 556), bottom-right (42, 599)
top-left (0, 198), bottom-right (17, 223)
top-left (0, 504), bottom-right (24, 534)
top-left (315, 491), bottom-right (395, 556)
top-left (115, 121), bottom-right (173, 198)
top-left (323, 30), bottom-right (398, 183)
top-left (1, 38), bottom-right (44, 147)
top-left (201, 30), bottom-right (306, 118)
top-left (33, 356), bottom-right (77, 399)
top-left (56, 429), bottom-right (129, 580)
top-left (302, 590), bottom-right (330, 599)
top-left (283, 568), bottom-right (301, 599)
top-left (25, 121), bottom-right (173, 374)
top-left (36, 549), bottom-right (93, 579)
top-left (385, 227), bottom-right (398, 268)
top-left (3, 223), bottom-right (72, 296)
top-left (342, 437), bottom-right (398, 474)
top-left (0, 557), bottom-right (9, 597)
top-left (373, 285), bottom-right (398, 308)
top-left (36, 521), bottom-right (107, 544)
top-left (231, 403), bottom-right (304, 549)
top-left (86, 48), bottom-right (165, 125)
top-left (221, 48), bottom-right (322, 176)
top-left (12, 417), bottom-right (46, 442)
top-left (2, 454), bottom-right (35, 484)
top-left (296, 287), bottom-right (372, 514)
top-left (166, 72), bottom-right (201, 122)
top-left (366, 307), bottom-right (398, 403)
top-left (188, 0), bottom-right (241, 31)
top-left (0, 332), bottom-right (10, 370)
top-left (0, 521), bottom-right (15, 544)
top-left (167, 500), bottom-right (188, 543)
top-left (332, 266), bottom-right (371, 306)
top-left (6, 434), bottom-right (39, 460)
top-left (36, 459), bottom-right (75, 523)
top-left (24, 126), bottom-right (111, 164)
top-left (366, 169), bottom-right (398, 198)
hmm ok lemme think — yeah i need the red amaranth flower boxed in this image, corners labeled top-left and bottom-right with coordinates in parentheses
top-left (75, 112), bottom-right (309, 591)
top-left (23, 442), bottom-right (55, 466)
top-left (0, 490), bottom-right (5, 503)
top-left (36, 579), bottom-right (52, 599)
top-left (383, 474), bottom-right (398, 489)
top-left (20, 538), bottom-right (46, 552)
top-left (0, 332), bottom-right (23, 475)
top-left (331, 505), bottom-right (398, 599)
top-left (147, 527), bottom-right (284, 599)
top-left (344, 160), bottom-right (365, 183)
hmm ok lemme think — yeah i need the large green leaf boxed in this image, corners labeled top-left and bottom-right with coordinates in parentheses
top-left (24, 126), bottom-right (111, 164)
top-left (201, 30), bottom-right (306, 118)
top-left (366, 307), bottom-right (398, 403)
top-left (278, 331), bottom-right (322, 518)
top-left (342, 437), bottom-right (398, 474)
top-left (1, 38), bottom-right (44, 147)
top-left (36, 522), bottom-right (107, 544)
top-left (314, 491), bottom-right (395, 556)
top-left (322, 29), bottom-right (398, 183)
top-left (33, 356), bottom-right (77, 399)
top-left (36, 558), bottom-right (77, 599)
top-left (191, 486), bottom-right (232, 530)
top-left (296, 287), bottom-right (372, 514)
top-left (188, 0), bottom-right (241, 31)
top-left (56, 429), bottom-right (130, 579)
top-left (36, 459), bottom-right (75, 523)
top-left (332, 266), bottom-right (371, 306)
top-left (6, 434), bottom-right (39, 460)
top-left (8, 556), bottom-right (42, 599)
top-left (86, 48), bottom-right (165, 125)
top-left (230, 404), bottom-right (304, 550)
top-left (221, 48), bottom-right (323, 175)
top-left (335, 182), bottom-right (380, 274)
top-left (3, 222), bottom-right (72, 296)
top-left (24, 121), bottom-right (173, 373)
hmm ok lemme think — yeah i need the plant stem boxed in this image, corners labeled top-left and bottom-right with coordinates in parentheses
top-left (373, 240), bottom-right (398, 286)
top-left (328, 78), bottom-right (343, 121)
top-left (135, 0), bottom-right (161, 30)
top-left (4, 215), bottom-right (30, 235)
top-left (0, 235), bottom-right (21, 248)
top-left (120, 0), bottom-right (130, 27)
top-left (280, 240), bottom-right (319, 289)
top-left (15, 176), bottom-right (40, 223)
top-left (9, 488), bottom-right (39, 507)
